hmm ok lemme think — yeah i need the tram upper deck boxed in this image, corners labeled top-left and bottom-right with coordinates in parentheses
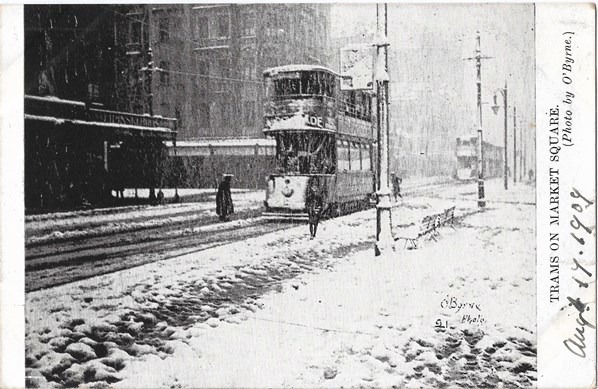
top-left (263, 65), bottom-right (374, 140)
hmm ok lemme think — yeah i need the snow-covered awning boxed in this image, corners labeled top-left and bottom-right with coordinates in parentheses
top-left (25, 114), bottom-right (176, 140)
top-left (25, 95), bottom-right (177, 140)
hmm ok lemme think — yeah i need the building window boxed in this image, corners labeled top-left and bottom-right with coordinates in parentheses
top-left (158, 17), bottom-right (170, 42)
top-left (197, 16), bottom-right (208, 39)
top-left (217, 14), bottom-right (229, 37)
top-left (159, 61), bottom-right (170, 86)
top-left (198, 60), bottom-right (209, 76)
top-left (243, 100), bottom-right (255, 125)
top-left (244, 63), bottom-right (255, 79)
top-left (87, 83), bottom-right (100, 102)
top-left (216, 59), bottom-right (229, 78)
top-left (128, 20), bottom-right (141, 44)
top-left (198, 103), bottom-right (210, 128)
top-left (242, 13), bottom-right (255, 37)
top-left (175, 106), bottom-right (183, 129)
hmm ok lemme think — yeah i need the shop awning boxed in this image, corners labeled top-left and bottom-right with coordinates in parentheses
top-left (25, 95), bottom-right (176, 140)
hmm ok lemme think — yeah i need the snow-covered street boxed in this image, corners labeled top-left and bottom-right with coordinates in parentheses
top-left (25, 180), bottom-right (536, 388)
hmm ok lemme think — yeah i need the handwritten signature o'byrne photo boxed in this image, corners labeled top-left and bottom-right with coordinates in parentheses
top-left (440, 295), bottom-right (482, 313)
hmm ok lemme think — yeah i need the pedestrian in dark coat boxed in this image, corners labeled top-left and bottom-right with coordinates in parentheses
top-left (392, 174), bottom-right (403, 201)
top-left (216, 174), bottom-right (234, 221)
top-left (306, 184), bottom-right (323, 239)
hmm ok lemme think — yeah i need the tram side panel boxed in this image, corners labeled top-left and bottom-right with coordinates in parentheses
top-left (332, 171), bottom-right (373, 208)
top-left (329, 138), bottom-right (374, 211)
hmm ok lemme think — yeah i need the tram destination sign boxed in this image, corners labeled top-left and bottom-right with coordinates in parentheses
top-left (340, 44), bottom-right (375, 91)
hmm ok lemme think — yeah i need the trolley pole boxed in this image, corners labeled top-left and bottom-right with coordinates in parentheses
top-left (374, 3), bottom-right (393, 256)
top-left (464, 32), bottom-right (491, 208)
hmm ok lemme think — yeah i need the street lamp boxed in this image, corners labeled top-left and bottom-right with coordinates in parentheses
top-left (491, 81), bottom-right (509, 190)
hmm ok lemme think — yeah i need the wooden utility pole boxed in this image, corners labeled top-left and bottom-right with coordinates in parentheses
top-left (464, 32), bottom-right (492, 207)
top-left (374, 3), bottom-right (393, 256)
top-left (492, 81), bottom-right (509, 190)
top-left (513, 106), bottom-right (517, 183)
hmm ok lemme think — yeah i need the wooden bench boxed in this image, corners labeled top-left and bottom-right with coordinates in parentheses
top-left (394, 206), bottom-right (455, 249)
top-left (438, 206), bottom-right (456, 229)
top-left (394, 214), bottom-right (437, 249)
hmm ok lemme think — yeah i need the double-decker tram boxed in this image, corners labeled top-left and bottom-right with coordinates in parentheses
top-left (262, 65), bottom-right (375, 220)
top-left (455, 135), bottom-right (504, 181)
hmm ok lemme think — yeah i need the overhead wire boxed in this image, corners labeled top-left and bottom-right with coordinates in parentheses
top-left (112, 6), bottom-right (372, 119)
top-left (112, 8), bottom-right (265, 85)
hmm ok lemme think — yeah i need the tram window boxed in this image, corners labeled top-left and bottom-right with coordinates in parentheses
top-left (337, 141), bottom-right (349, 171)
top-left (301, 72), bottom-right (318, 95)
top-left (355, 94), bottom-right (363, 119)
top-left (362, 144), bottom-right (371, 170)
top-left (364, 96), bottom-right (371, 120)
top-left (357, 144), bottom-right (363, 170)
top-left (348, 142), bottom-right (358, 171)
top-left (276, 132), bottom-right (335, 174)
top-left (301, 71), bottom-right (335, 97)
top-left (345, 92), bottom-right (356, 116)
top-left (325, 73), bottom-right (336, 97)
top-left (268, 76), bottom-right (301, 97)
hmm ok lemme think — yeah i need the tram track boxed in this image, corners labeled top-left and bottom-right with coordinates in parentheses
top-left (25, 207), bottom-right (264, 258)
top-left (26, 179), bottom-right (468, 292)
top-left (26, 216), bottom-right (299, 292)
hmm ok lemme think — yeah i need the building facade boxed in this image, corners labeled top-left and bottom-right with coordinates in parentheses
top-left (24, 5), bottom-right (176, 210)
top-left (117, 4), bottom-right (332, 140)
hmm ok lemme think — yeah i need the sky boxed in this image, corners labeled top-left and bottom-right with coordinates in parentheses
top-left (331, 4), bottom-right (535, 163)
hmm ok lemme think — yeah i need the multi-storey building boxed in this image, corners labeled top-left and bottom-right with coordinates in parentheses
top-left (118, 4), bottom-right (332, 140)
top-left (24, 5), bottom-right (176, 210)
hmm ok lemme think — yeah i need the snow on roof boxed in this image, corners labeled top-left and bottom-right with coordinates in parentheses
top-left (167, 138), bottom-right (276, 148)
top-left (25, 114), bottom-right (175, 138)
top-left (263, 64), bottom-right (339, 77)
top-left (25, 94), bottom-right (86, 107)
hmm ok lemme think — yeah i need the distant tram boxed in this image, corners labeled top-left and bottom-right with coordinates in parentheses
top-left (262, 65), bottom-right (375, 219)
top-left (455, 135), bottom-right (504, 181)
